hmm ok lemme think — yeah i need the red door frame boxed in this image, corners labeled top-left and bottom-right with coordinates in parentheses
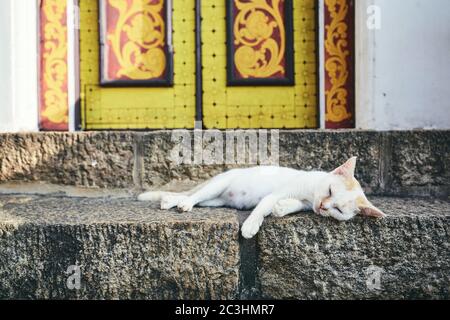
top-left (323, 0), bottom-right (355, 129)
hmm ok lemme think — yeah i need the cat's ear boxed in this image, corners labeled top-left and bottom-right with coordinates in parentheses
top-left (359, 202), bottom-right (386, 219)
top-left (332, 157), bottom-right (357, 178)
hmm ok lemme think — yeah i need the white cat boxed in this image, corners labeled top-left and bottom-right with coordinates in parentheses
top-left (138, 157), bottom-right (386, 239)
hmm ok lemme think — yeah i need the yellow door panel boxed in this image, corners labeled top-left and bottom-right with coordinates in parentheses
top-left (80, 0), bottom-right (196, 129)
top-left (80, 0), bottom-right (318, 130)
top-left (202, 0), bottom-right (318, 129)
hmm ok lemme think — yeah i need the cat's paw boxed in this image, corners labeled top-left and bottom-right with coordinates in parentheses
top-left (241, 217), bottom-right (263, 239)
top-left (272, 199), bottom-right (300, 217)
top-left (177, 198), bottom-right (194, 212)
top-left (161, 195), bottom-right (185, 210)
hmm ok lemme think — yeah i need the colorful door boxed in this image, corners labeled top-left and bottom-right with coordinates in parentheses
top-left (202, 0), bottom-right (317, 129)
top-left (80, 0), bottom-right (196, 129)
top-left (80, 0), bottom-right (317, 129)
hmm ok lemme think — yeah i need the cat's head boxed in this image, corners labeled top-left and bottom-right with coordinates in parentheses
top-left (313, 157), bottom-right (386, 221)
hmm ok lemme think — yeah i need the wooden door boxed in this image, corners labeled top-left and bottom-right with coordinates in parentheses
top-left (79, 0), bottom-right (318, 129)
top-left (201, 0), bottom-right (318, 129)
top-left (80, 0), bottom-right (196, 129)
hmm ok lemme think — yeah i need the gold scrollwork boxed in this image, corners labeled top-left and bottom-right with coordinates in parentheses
top-left (107, 0), bottom-right (166, 80)
top-left (233, 0), bottom-right (285, 78)
top-left (41, 0), bottom-right (68, 125)
top-left (325, 0), bottom-right (352, 123)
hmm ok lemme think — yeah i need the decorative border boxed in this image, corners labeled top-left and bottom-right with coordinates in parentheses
top-left (39, 0), bottom-right (69, 131)
top-left (324, 0), bottom-right (355, 129)
top-left (195, 0), bottom-right (203, 124)
top-left (98, 0), bottom-right (174, 87)
top-left (226, 0), bottom-right (295, 86)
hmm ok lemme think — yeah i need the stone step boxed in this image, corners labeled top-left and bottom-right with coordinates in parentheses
top-left (1, 130), bottom-right (449, 198)
top-left (0, 195), bottom-right (449, 299)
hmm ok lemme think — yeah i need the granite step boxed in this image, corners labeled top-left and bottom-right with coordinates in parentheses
top-left (0, 195), bottom-right (449, 299)
top-left (1, 131), bottom-right (449, 198)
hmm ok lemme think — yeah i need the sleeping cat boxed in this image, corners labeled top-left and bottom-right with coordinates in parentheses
top-left (138, 157), bottom-right (386, 239)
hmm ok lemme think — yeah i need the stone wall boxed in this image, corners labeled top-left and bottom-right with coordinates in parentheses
top-left (0, 131), bottom-right (448, 197)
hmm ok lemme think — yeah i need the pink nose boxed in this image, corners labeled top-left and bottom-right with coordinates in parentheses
top-left (319, 202), bottom-right (325, 210)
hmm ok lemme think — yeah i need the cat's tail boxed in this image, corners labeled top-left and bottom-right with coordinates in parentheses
top-left (137, 191), bottom-right (168, 202)
top-left (138, 181), bottom-right (209, 202)
top-left (137, 190), bottom-right (189, 202)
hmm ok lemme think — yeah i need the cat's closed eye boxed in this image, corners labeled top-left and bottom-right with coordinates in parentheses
top-left (334, 206), bottom-right (343, 213)
top-left (329, 187), bottom-right (333, 197)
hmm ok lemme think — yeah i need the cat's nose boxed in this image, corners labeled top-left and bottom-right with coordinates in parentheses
top-left (320, 201), bottom-right (330, 210)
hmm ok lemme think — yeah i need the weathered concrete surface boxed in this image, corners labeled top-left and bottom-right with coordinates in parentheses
top-left (0, 182), bottom-right (133, 199)
top-left (0, 133), bottom-right (135, 189)
top-left (279, 131), bottom-right (383, 193)
top-left (258, 197), bottom-right (450, 300)
top-left (0, 196), bottom-right (240, 299)
top-left (140, 131), bottom-right (383, 192)
top-left (1, 131), bottom-right (448, 299)
top-left (0, 194), bottom-right (449, 300)
top-left (136, 130), bottom-right (450, 197)
top-left (388, 131), bottom-right (450, 198)
top-left (140, 131), bottom-right (243, 188)
top-left (0, 130), bottom-right (449, 196)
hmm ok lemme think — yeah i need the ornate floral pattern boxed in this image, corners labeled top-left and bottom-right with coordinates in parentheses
top-left (233, 0), bottom-right (286, 79)
top-left (39, 0), bottom-right (69, 129)
top-left (324, 0), bottom-right (353, 125)
top-left (104, 0), bottom-right (167, 81)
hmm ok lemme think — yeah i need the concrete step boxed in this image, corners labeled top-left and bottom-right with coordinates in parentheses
top-left (0, 195), bottom-right (449, 299)
top-left (1, 131), bottom-right (449, 198)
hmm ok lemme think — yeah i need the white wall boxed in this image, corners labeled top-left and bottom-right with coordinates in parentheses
top-left (0, 0), bottom-right (39, 132)
top-left (0, 0), bottom-right (14, 132)
top-left (356, 0), bottom-right (450, 130)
